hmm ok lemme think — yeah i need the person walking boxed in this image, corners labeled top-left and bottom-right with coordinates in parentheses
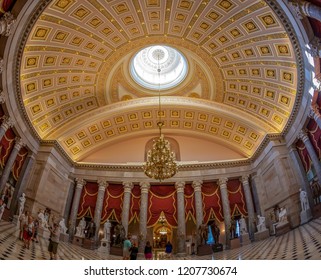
top-left (48, 222), bottom-right (60, 260)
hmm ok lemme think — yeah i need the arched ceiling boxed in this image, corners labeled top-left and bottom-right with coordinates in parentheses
top-left (18, 0), bottom-right (301, 163)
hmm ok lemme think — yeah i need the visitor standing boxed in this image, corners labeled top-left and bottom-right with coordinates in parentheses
top-left (144, 240), bottom-right (153, 260)
top-left (122, 235), bottom-right (132, 260)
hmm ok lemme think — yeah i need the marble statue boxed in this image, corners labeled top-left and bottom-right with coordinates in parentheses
top-left (18, 193), bottom-right (26, 218)
top-left (104, 219), bottom-right (111, 240)
top-left (239, 216), bottom-right (248, 235)
top-left (59, 218), bottom-right (68, 234)
top-left (38, 209), bottom-right (48, 228)
top-left (299, 188), bottom-right (309, 212)
top-left (278, 207), bottom-right (288, 224)
top-left (75, 217), bottom-right (86, 237)
top-left (256, 215), bottom-right (266, 232)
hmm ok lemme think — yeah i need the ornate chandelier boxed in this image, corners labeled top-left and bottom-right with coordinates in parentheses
top-left (143, 51), bottom-right (178, 181)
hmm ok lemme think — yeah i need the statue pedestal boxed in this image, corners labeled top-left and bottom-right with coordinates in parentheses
top-left (59, 232), bottom-right (69, 242)
top-left (300, 209), bottom-right (312, 225)
top-left (38, 227), bottom-right (50, 239)
top-left (72, 236), bottom-right (84, 247)
top-left (110, 246), bottom-right (123, 256)
top-left (212, 243), bottom-right (223, 253)
top-left (230, 238), bottom-right (240, 249)
top-left (254, 229), bottom-right (269, 241)
top-left (197, 244), bottom-right (212, 256)
top-left (240, 234), bottom-right (251, 245)
top-left (275, 222), bottom-right (291, 236)
top-left (83, 238), bottom-right (98, 250)
top-left (98, 239), bottom-right (110, 254)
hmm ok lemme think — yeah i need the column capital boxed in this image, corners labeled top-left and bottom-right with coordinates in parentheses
top-left (123, 181), bottom-right (133, 192)
top-left (218, 177), bottom-right (228, 187)
top-left (75, 178), bottom-right (86, 188)
top-left (175, 181), bottom-right (185, 192)
top-left (0, 11), bottom-right (16, 37)
top-left (139, 181), bottom-right (150, 193)
top-left (1, 116), bottom-right (15, 130)
top-left (14, 137), bottom-right (24, 150)
top-left (298, 129), bottom-right (309, 142)
top-left (287, 0), bottom-right (306, 20)
top-left (192, 180), bottom-right (203, 192)
top-left (97, 179), bottom-right (108, 190)
top-left (241, 174), bottom-right (250, 184)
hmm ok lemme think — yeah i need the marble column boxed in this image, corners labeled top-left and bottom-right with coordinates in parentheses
top-left (138, 181), bottom-right (150, 259)
top-left (121, 181), bottom-right (133, 236)
top-left (9, 152), bottom-right (35, 219)
top-left (94, 179), bottom-right (108, 241)
top-left (192, 180), bottom-right (203, 246)
top-left (218, 177), bottom-right (231, 249)
top-left (175, 181), bottom-right (186, 256)
top-left (0, 137), bottom-right (24, 194)
top-left (310, 105), bottom-right (321, 129)
top-left (298, 130), bottom-right (321, 186)
top-left (288, 145), bottom-right (314, 209)
top-left (241, 175), bottom-right (255, 239)
top-left (69, 178), bottom-right (86, 240)
top-left (0, 116), bottom-right (14, 141)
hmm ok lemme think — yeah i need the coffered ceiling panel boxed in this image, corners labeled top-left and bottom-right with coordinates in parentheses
top-left (17, 0), bottom-right (302, 163)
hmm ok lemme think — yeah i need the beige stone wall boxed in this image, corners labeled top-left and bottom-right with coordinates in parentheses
top-left (253, 141), bottom-right (301, 229)
top-left (24, 145), bottom-right (73, 220)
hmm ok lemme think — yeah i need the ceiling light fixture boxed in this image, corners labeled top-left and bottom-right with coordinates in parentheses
top-left (143, 47), bottom-right (178, 181)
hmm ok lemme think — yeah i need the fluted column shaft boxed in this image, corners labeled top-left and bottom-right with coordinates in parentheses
top-left (241, 175), bottom-right (255, 238)
top-left (138, 181), bottom-right (150, 257)
top-left (94, 180), bottom-right (108, 241)
top-left (0, 116), bottom-right (14, 141)
top-left (0, 138), bottom-right (24, 194)
top-left (298, 130), bottom-right (321, 185)
top-left (219, 177), bottom-right (231, 249)
top-left (121, 181), bottom-right (133, 236)
top-left (175, 181), bottom-right (186, 256)
top-left (192, 180), bottom-right (203, 228)
top-left (69, 178), bottom-right (85, 240)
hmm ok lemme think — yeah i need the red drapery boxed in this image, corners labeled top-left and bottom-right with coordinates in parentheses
top-left (77, 182), bottom-right (98, 219)
top-left (201, 181), bottom-right (223, 223)
top-left (0, 128), bottom-right (15, 168)
top-left (0, 0), bottom-right (16, 14)
top-left (101, 184), bottom-right (123, 223)
top-left (147, 185), bottom-right (177, 227)
top-left (296, 140), bottom-right (312, 172)
top-left (184, 184), bottom-right (195, 223)
top-left (307, 118), bottom-right (321, 159)
top-left (227, 179), bottom-right (248, 217)
top-left (11, 146), bottom-right (28, 180)
top-left (129, 185), bottom-right (141, 224)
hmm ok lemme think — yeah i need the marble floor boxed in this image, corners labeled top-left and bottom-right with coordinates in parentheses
top-left (0, 217), bottom-right (321, 260)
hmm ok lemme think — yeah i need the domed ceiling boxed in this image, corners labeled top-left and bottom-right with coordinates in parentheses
top-left (18, 0), bottom-right (301, 164)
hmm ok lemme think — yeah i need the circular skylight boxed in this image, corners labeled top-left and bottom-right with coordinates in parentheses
top-left (130, 45), bottom-right (188, 90)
